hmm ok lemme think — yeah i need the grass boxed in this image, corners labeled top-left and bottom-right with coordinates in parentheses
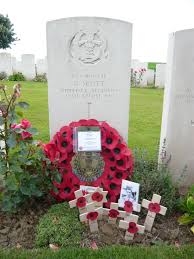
top-left (0, 81), bottom-right (164, 156)
top-left (0, 245), bottom-right (194, 259)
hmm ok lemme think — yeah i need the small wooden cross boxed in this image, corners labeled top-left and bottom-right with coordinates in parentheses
top-left (119, 214), bottom-right (145, 241)
top-left (80, 202), bottom-right (103, 232)
top-left (123, 200), bottom-right (141, 221)
top-left (88, 187), bottom-right (108, 207)
top-left (142, 194), bottom-right (167, 231)
top-left (103, 202), bottom-right (126, 224)
top-left (69, 189), bottom-right (91, 214)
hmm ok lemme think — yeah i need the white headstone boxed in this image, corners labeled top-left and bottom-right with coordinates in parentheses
top-left (146, 69), bottom-right (155, 85)
top-left (131, 61), bottom-right (148, 87)
top-left (0, 52), bottom-right (12, 75)
top-left (159, 29), bottom-right (194, 186)
top-left (155, 64), bottom-right (166, 88)
top-left (47, 17), bottom-right (132, 142)
top-left (11, 56), bottom-right (17, 73)
top-left (21, 54), bottom-right (35, 79)
top-left (36, 58), bottom-right (47, 74)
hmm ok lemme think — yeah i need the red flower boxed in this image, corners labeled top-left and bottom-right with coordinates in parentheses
top-left (124, 201), bottom-right (133, 213)
top-left (44, 142), bottom-right (60, 162)
top-left (92, 192), bottom-right (103, 202)
top-left (116, 155), bottom-right (130, 170)
top-left (59, 126), bottom-right (72, 138)
top-left (21, 131), bottom-right (32, 139)
top-left (54, 132), bottom-right (73, 154)
top-left (86, 211), bottom-right (99, 221)
top-left (20, 119), bottom-right (31, 129)
top-left (76, 196), bottom-right (86, 208)
top-left (127, 222), bottom-right (138, 234)
top-left (108, 209), bottom-right (119, 218)
top-left (148, 202), bottom-right (161, 213)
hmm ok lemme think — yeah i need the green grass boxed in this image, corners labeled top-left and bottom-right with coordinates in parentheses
top-left (1, 81), bottom-right (164, 156)
top-left (0, 245), bottom-right (194, 259)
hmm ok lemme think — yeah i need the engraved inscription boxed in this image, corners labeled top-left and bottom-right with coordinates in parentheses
top-left (175, 88), bottom-right (194, 103)
top-left (69, 30), bottom-right (108, 64)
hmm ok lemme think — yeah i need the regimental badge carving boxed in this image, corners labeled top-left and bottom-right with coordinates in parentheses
top-left (69, 30), bottom-right (108, 64)
top-left (71, 152), bottom-right (105, 182)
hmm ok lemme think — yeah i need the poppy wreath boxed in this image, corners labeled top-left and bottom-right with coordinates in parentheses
top-left (44, 119), bottom-right (133, 207)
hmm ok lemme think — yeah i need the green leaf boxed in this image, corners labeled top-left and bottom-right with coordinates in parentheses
top-left (20, 185), bottom-right (31, 196)
top-left (178, 213), bottom-right (194, 225)
top-left (7, 134), bottom-right (17, 148)
top-left (54, 172), bottom-right (61, 183)
top-left (26, 127), bottom-right (38, 135)
top-left (5, 174), bottom-right (18, 191)
top-left (17, 102), bottom-right (29, 109)
top-left (187, 196), bottom-right (194, 213)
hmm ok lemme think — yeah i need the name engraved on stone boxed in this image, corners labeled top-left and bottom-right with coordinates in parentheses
top-left (69, 30), bottom-right (108, 64)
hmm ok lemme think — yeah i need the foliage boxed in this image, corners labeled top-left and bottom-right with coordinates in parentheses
top-left (0, 71), bottom-right (7, 80)
top-left (33, 73), bottom-right (47, 82)
top-left (133, 149), bottom-right (179, 214)
top-left (0, 83), bottom-right (60, 212)
top-left (8, 72), bottom-right (26, 81)
top-left (1, 245), bottom-right (194, 259)
top-left (148, 62), bottom-right (157, 71)
top-left (0, 14), bottom-right (18, 49)
top-left (178, 185), bottom-right (194, 232)
top-left (35, 203), bottom-right (85, 248)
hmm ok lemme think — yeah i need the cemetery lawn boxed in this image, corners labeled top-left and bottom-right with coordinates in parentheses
top-left (0, 245), bottom-right (194, 258)
top-left (1, 81), bottom-right (164, 156)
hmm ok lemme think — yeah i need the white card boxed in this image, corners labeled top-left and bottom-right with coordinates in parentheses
top-left (77, 131), bottom-right (101, 151)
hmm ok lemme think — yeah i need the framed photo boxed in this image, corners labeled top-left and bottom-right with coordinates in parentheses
top-left (118, 180), bottom-right (140, 212)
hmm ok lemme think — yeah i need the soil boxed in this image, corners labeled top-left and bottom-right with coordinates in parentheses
top-left (0, 200), bottom-right (194, 249)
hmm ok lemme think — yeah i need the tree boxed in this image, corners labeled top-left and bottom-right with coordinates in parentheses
top-left (0, 14), bottom-right (18, 49)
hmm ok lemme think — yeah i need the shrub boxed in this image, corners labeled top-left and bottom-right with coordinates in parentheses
top-left (132, 149), bottom-right (179, 214)
top-left (0, 84), bottom-right (60, 212)
top-left (35, 203), bottom-right (85, 248)
top-left (0, 71), bottom-right (7, 80)
top-left (33, 73), bottom-right (47, 82)
top-left (178, 185), bottom-right (194, 232)
top-left (8, 72), bottom-right (26, 81)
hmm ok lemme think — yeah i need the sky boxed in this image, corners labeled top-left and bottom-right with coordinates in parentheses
top-left (1, 0), bottom-right (194, 62)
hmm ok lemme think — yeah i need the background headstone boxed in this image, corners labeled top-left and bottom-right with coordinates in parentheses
top-left (47, 17), bottom-right (132, 142)
top-left (159, 29), bottom-right (194, 186)
top-left (155, 63), bottom-right (166, 88)
top-left (21, 54), bottom-right (35, 79)
top-left (36, 57), bottom-right (48, 74)
top-left (0, 52), bottom-right (12, 75)
top-left (146, 69), bottom-right (155, 85)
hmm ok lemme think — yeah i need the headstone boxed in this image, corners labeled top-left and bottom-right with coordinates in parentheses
top-left (11, 56), bottom-right (17, 73)
top-left (159, 29), bottom-right (194, 186)
top-left (21, 54), bottom-right (35, 79)
top-left (36, 58), bottom-right (47, 74)
top-left (131, 61), bottom-right (148, 87)
top-left (47, 17), bottom-right (132, 142)
top-left (155, 63), bottom-right (166, 88)
top-left (146, 69), bottom-right (155, 85)
top-left (0, 52), bottom-right (12, 75)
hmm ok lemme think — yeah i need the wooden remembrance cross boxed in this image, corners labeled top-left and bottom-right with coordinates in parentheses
top-left (80, 202), bottom-right (103, 232)
top-left (69, 189), bottom-right (91, 214)
top-left (142, 194), bottom-right (167, 231)
top-left (119, 214), bottom-right (145, 241)
top-left (103, 202), bottom-right (126, 224)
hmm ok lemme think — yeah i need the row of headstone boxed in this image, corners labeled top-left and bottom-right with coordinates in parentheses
top-left (0, 53), bottom-right (47, 80)
top-left (46, 17), bottom-right (194, 188)
top-left (131, 60), bottom-right (166, 87)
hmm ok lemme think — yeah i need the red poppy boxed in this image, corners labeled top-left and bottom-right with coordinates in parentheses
top-left (112, 143), bottom-right (130, 159)
top-left (108, 209), bottom-right (119, 218)
top-left (76, 196), bottom-right (86, 208)
top-left (86, 211), bottom-right (99, 221)
top-left (148, 202), bottom-right (161, 213)
top-left (92, 192), bottom-right (103, 202)
top-left (54, 133), bottom-right (73, 154)
top-left (124, 201), bottom-right (133, 213)
top-left (59, 126), bottom-right (72, 139)
top-left (116, 155), bottom-right (131, 170)
top-left (127, 222), bottom-right (138, 234)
